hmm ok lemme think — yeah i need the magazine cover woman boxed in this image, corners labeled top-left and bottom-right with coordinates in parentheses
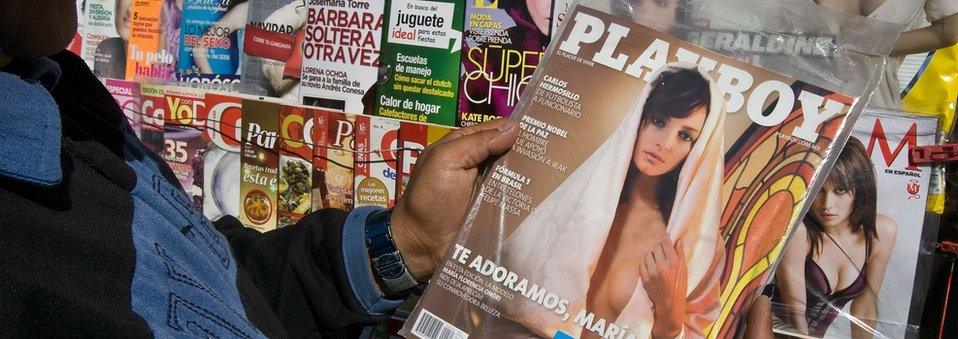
top-left (771, 137), bottom-right (897, 338)
top-left (583, 67), bottom-right (715, 339)
top-left (494, 63), bottom-right (727, 338)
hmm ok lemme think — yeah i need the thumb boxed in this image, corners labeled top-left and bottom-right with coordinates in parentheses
top-left (441, 120), bottom-right (519, 169)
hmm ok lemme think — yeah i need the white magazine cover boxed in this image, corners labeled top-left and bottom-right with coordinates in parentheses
top-left (769, 108), bottom-right (939, 339)
top-left (299, 0), bottom-right (384, 113)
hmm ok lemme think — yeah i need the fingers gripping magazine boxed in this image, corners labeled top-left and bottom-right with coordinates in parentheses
top-left (402, 4), bottom-right (861, 339)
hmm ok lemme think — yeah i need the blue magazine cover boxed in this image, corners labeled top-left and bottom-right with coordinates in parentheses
top-left (178, 0), bottom-right (247, 84)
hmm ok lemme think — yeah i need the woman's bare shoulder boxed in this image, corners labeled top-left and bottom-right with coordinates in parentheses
top-left (783, 222), bottom-right (810, 254)
top-left (875, 214), bottom-right (898, 238)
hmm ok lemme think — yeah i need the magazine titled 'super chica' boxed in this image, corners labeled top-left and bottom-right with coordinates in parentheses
top-left (402, 3), bottom-right (863, 339)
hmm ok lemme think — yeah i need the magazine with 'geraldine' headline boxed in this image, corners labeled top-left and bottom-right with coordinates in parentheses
top-left (402, 3), bottom-right (865, 338)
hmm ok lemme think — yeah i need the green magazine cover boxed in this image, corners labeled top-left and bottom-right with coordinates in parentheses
top-left (371, 0), bottom-right (464, 126)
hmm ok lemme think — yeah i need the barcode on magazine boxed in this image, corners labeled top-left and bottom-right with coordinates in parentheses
top-left (410, 310), bottom-right (468, 339)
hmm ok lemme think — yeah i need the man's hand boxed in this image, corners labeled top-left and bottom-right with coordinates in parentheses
top-left (390, 119), bottom-right (519, 281)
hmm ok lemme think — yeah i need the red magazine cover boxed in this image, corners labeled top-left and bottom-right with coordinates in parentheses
top-left (203, 93), bottom-right (244, 221)
top-left (139, 84), bottom-right (167, 155)
top-left (239, 99), bottom-right (281, 232)
top-left (278, 105), bottom-right (314, 227)
top-left (105, 79), bottom-right (142, 138)
top-left (162, 87), bottom-right (207, 211)
top-left (312, 111), bottom-right (356, 211)
top-left (354, 116), bottom-right (400, 208)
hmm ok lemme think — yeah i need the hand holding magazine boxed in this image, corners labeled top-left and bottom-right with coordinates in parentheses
top-left (402, 1), bottom-right (899, 338)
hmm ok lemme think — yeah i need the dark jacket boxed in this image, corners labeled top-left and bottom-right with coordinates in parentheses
top-left (0, 51), bottom-right (384, 337)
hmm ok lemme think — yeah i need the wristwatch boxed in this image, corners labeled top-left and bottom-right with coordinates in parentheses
top-left (364, 209), bottom-right (420, 296)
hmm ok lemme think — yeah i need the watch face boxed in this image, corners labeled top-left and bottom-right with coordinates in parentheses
top-left (375, 253), bottom-right (406, 279)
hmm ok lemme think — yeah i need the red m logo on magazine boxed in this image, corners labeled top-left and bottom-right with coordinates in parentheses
top-left (866, 119), bottom-right (919, 171)
top-left (381, 129), bottom-right (401, 172)
top-left (906, 179), bottom-right (921, 199)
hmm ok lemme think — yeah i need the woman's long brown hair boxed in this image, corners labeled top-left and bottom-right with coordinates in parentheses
top-left (619, 68), bottom-right (711, 221)
top-left (804, 137), bottom-right (878, 256)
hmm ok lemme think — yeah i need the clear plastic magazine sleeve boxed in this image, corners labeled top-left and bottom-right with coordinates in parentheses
top-left (400, 0), bottom-right (907, 338)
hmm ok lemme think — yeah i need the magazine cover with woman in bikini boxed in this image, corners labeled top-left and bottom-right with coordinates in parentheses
top-left (769, 109), bottom-right (940, 339)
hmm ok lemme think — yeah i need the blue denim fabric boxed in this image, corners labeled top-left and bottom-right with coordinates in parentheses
top-left (0, 61), bottom-right (62, 186)
top-left (343, 206), bottom-right (404, 315)
top-left (122, 128), bottom-right (266, 338)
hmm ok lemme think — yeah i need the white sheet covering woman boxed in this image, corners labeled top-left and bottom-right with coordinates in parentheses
top-left (488, 63), bottom-right (727, 338)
